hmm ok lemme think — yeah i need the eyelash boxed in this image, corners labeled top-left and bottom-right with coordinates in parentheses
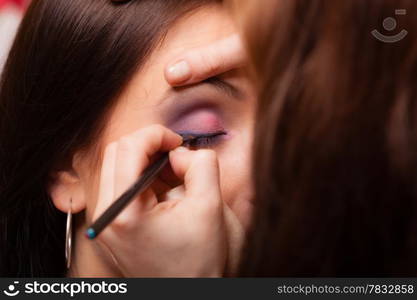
top-left (179, 131), bottom-right (226, 148)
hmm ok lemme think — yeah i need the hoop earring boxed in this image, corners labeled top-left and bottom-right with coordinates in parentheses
top-left (65, 198), bottom-right (72, 269)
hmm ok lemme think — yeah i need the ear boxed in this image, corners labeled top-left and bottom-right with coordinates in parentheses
top-left (48, 170), bottom-right (86, 214)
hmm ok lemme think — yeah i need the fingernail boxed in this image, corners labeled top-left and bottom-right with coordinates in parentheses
top-left (173, 146), bottom-right (189, 153)
top-left (167, 60), bottom-right (190, 82)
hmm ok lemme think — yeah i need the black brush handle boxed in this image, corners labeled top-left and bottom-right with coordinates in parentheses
top-left (87, 153), bottom-right (169, 239)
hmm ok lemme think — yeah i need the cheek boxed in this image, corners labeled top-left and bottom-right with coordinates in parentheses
top-left (217, 134), bottom-right (254, 228)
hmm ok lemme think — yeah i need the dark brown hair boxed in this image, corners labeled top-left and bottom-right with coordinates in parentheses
top-left (0, 0), bottom-right (217, 277)
top-left (240, 0), bottom-right (417, 276)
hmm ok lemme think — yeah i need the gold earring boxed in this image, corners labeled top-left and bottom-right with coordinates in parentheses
top-left (65, 198), bottom-right (72, 269)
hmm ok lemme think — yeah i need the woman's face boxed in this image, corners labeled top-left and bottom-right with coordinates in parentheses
top-left (77, 5), bottom-right (255, 231)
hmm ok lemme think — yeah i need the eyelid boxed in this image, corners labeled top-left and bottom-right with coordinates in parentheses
top-left (166, 105), bottom-right (225, 135)
top-left (157, 75), bottom-right (243, 114)
top-left (202, 77), bottom-right (243, 100)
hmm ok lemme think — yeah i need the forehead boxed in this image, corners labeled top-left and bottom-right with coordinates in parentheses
top-left (103, 4), bottom-right (237, 141)
top-left (122, 3), bottom-right (236, 105)
top-left (157, 3), bottom-right (236, 58)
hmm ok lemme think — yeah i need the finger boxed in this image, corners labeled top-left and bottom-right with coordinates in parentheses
top-left (113, 125), bottom-right (182, 219)
top-left (130, 124), bottom-right (183, 158)
top-left (113, 136), bottom-right (156, 212)
top-left (93, 142), bottom-right (117, 222)
top-left (169, 147), bottom-right (221, 208)
top-left (165, 34), bottom-right (246, 86)
top-left (158, 185), bottom-right (186, 203)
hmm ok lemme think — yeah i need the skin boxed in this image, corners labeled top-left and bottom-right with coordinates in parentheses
top-left (165, 34), bottom-right (247, 86)
top-left (49, 4), bottom-right (255, 277)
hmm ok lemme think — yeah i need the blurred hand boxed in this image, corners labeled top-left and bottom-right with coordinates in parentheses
top-left (91, 125), bottom-right (228, 277)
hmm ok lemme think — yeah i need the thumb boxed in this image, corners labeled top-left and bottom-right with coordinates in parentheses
top-left (169, 147), bottom-right (221, 208)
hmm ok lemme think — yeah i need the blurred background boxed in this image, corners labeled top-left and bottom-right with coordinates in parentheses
top-left (0, 0), bottom-right (28, 73)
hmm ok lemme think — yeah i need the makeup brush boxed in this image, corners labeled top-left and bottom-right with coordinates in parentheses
top-left (85, 135), bottom-right (196, 239)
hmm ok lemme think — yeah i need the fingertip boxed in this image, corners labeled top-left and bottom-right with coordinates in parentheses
top-left (167, 130), bottom-right (184, 148)
top-left (192, 149), bottom-right (218, 169)
top-left (169, 146), bottom-right (191, 163)
top-left (152, 124), bottom-right (182, 148)
top-left (165, 60), bottom-right (191, 85)
top-left (169, 146), bottom-right (192, 177)
top-left (173, 145), bottom-right (190, 154)
top-left (188, 149), bottom-right (220, 184)
top-left (183, 149), bottom-right (221, 204)
top-left (134, 125), bottom-right (183, 151)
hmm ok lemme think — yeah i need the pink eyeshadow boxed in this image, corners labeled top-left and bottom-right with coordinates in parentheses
top-left (170, 109), bottom-right (224, 133)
